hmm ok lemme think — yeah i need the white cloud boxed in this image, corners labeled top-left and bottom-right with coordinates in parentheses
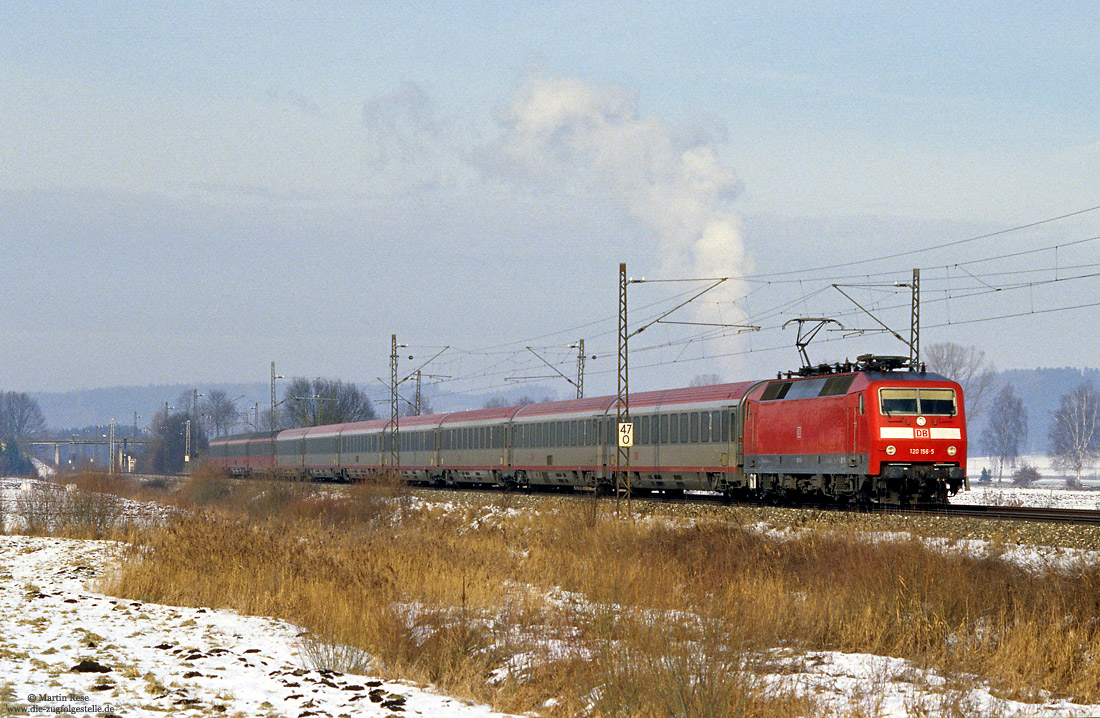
top-left (489, 74), bottom-right (750, 373)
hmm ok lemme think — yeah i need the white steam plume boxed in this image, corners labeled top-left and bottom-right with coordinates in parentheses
top-left (493, 74), bottom-right (750, 375)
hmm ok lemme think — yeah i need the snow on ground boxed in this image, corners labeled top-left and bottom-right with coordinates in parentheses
top-left (950, 454), bottom-right (1100, 509)
top-left (6, 478), bottom-right (1100, 717)
top-left (767, 649), bottom-right (1100, 718)
top-left (952, 483), bottom-right (1100, 510)
top-left (0, 533), bottom-right (521, 718)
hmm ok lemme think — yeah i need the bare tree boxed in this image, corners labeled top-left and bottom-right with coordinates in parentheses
top-left (689, 373), bottom-right (724, 387)
top-left (283, 378), bottom-right (377, 428)
top-left (201, 390), bottom-right (242, 437)
top-left (0, 391), bottom-right (47, 439)
top-left (923, 342), bottom-right (995, 426)
top-left (981, 384), bottom-right (1027, 483)
top-left (1049, 381), bottom-right (1100, 487)
top-left (138, 407), bottom-right (208, 474)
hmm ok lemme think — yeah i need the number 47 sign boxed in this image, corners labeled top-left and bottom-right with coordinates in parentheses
top-left (618, 422), bottom-right (634, 448)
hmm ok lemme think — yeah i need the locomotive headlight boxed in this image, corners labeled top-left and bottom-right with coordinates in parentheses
top-left (916, 416), bottom-right (927, 427)
top-left (886, 445), bottom-right (896, 456)
top-left (947, 445), bottom-right (957, 456)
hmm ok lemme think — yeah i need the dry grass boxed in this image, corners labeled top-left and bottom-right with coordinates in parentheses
top-left (25, 471), bottom-right (1100, 717)
top-left (8, 472), bottom-right (136, 539)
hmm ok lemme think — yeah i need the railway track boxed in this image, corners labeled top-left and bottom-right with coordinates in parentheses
top-left (503, 487), bottom-right (1100, 525)
top-left (131, 472), bottom-right (1100, 526)
top-left (932, 503), bottom-right (1100, 525)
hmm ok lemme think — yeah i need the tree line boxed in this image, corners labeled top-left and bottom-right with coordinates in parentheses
top-left (980, 380), bottom-right (1099, 486)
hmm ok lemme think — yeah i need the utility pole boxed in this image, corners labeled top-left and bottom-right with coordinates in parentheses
top-left (108, 419), bottom-right (116, 476)
top-left (389, 334), bottom-right (400, 468)
top-left (575, 339), bottom-right (585, 399)
top-left (271, 362), bottom-right (282, 475)
top-left (190, 388), bottom-right (200, 469)
top-left (909, 267), bottom-right (920, 370)
top-left (616, 263), bottom-right (631, 510)
top-left (414, 370), bottom-right (422, 416)
top-left (163, 401), bottom-right (171, 474)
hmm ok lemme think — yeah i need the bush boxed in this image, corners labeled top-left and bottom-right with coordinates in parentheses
top-left (1012, 462), bottom-right (1041, 487)
top-left (979, 467), bottom-right (992, 484)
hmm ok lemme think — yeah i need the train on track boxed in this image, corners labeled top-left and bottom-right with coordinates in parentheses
top-left (208, 355), bottom-right (967, 506)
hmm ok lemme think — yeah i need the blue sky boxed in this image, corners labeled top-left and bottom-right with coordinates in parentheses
top-left (2, 2), bottom-right (1099, 400)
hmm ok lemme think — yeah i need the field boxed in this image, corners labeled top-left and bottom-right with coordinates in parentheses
top-left (5, 470), bottom-right (1100, 717)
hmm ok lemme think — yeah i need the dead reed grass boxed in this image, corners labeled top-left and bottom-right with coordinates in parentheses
top-left (95, 479), bottom-right (1100, 717)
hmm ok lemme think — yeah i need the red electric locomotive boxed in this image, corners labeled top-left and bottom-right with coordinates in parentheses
top-left (742, 355), bottom-right (967, 505)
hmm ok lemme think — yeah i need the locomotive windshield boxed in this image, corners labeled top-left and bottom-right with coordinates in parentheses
top-left (879, 388), bottom-right (957, 416)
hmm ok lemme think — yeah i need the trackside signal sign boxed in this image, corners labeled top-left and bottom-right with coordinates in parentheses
top-left (618, 422), bottom-right (634, 448)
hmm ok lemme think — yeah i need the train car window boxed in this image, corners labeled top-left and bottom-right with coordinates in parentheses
top-left (919, 389), bottom-right (957, 416)
top-left (761, 382), bottom-right (792, 400)
top-left (690, 412), bottom-right (700, 443)
top-left (820, 375), bottom-right (856, 396)
top-left (637, 415), bottom-right (649, 444)
top-left (669, 413), bottom-right (679, 444)
top-left (880, 388), bottom-right (918, 415)
top-left (679, 413), bottom-right (689, 443)
top-left (659, 414), bottom-right (669, 443)
top-left (699, 412), bottom-right (710, 443)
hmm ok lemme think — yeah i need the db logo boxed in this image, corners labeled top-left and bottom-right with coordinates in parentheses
top-left (915, 428), bottom-right (931, 439)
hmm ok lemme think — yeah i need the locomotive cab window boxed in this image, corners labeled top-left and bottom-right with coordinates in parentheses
top-left (880, 388), bottom-right (918, 414)
top-left (919, 389), bottom-right (957, 416)
top-left (879, 388), bottom-right (957, 416)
